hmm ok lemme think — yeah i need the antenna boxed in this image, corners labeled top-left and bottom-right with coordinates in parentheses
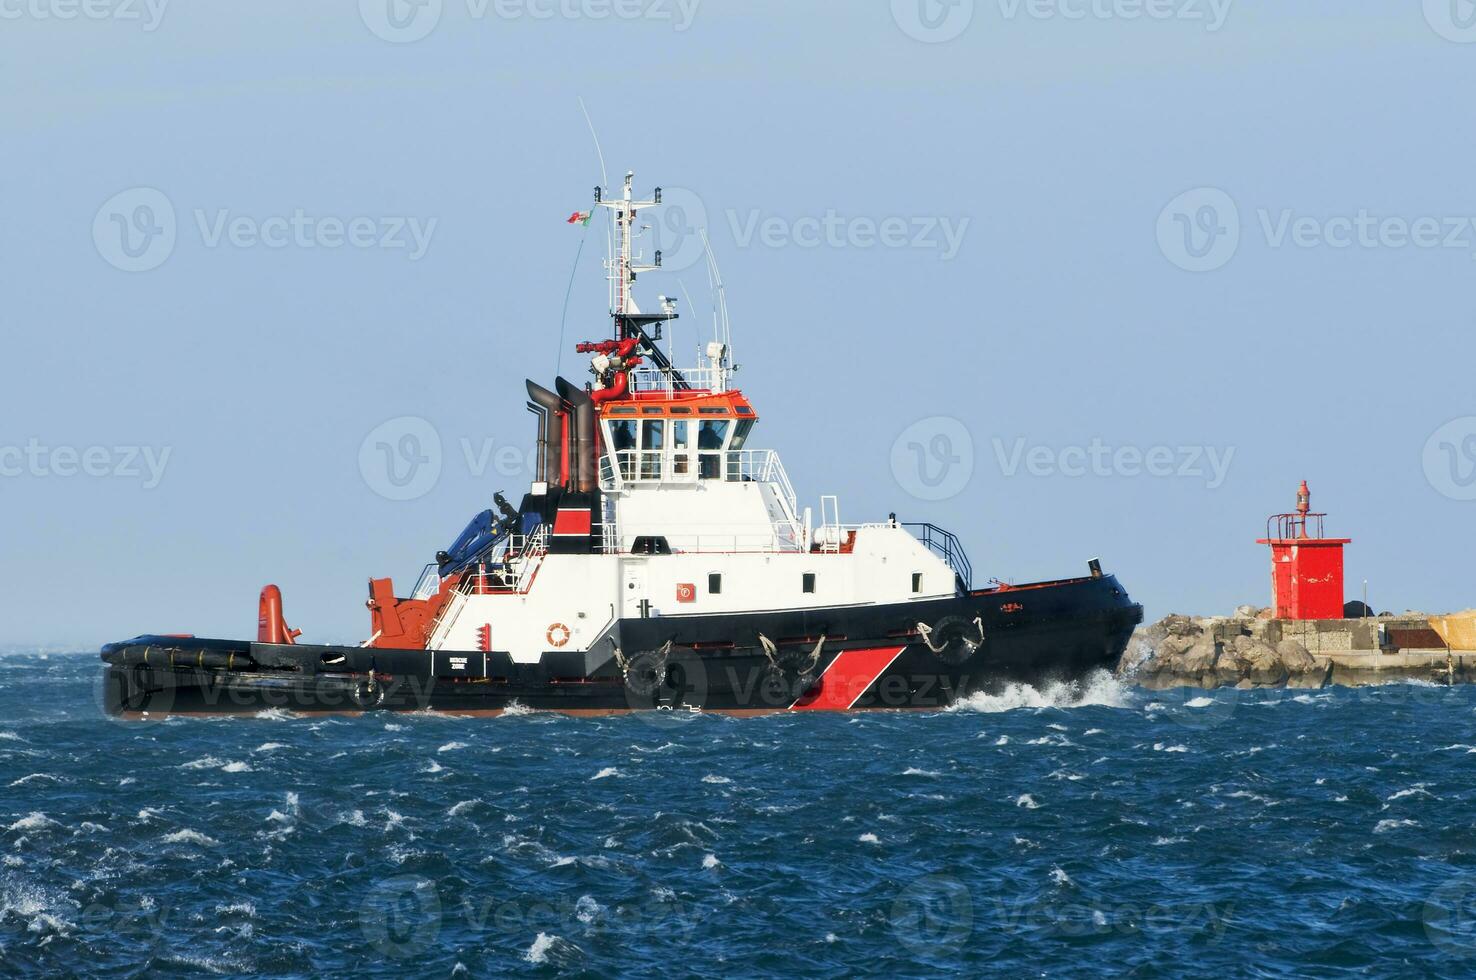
top-left (577, 97), bottom-right (608, 189)
top-left (700, 229), bottom-right (733, 374)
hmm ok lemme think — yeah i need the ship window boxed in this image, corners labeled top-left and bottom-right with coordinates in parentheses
top-left (731, 419), bottom-right (755, 451)
top-left (609, 420), bottom-right (637, 481)
top-left (698, 407), bottom-right (728, 415)
top-left (610, 420), bottom-right (637, 451)
top-left (642, 407), bottom-right (663, 415)
top-left (670, 407), bottom-right (693, 415)
top-left (608, 407), bottom-right (637, 416)
top-left (912, 572), bottom-right (923, 594)
top-left (708, 573), bottom-right (722, 595)
top-left (672, 420), bottom-right (691, 476)
top-left (736, 406), bottom-right (754, 416)
top-left (697, 420), bottom-right (729, 449)
top-left (697, 420), bottom-right (730, 480)
top-left (640, 421), bottom-right (664, 480)
top-left (802, 573), bottom-right (816, 594)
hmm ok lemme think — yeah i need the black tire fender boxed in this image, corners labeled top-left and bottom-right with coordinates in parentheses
top-left (919, 615), bottom-right (985, 667)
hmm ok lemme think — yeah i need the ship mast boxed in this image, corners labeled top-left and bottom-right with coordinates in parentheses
top-left (585, 171), bottom-right (734, 394)
top-left (596, 171), bottom-right (663, 338)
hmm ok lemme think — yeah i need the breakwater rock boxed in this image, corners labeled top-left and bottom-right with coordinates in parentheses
top-left (1118, 612), bottom-right (1471, 690)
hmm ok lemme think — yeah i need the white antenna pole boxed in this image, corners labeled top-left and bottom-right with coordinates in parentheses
top-left (700, 230), bottom-right (732, 375)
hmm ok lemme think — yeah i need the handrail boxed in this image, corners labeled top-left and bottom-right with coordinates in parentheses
top-left (599, 448), bottom-right (798, 515)
top-left (904, 522), bottom-right (973, 591)
top-left (595, 521), bottom-right (805, 555)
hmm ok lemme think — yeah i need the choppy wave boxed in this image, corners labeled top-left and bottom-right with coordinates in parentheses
top-left (948, 671), bottom-right (1131, 713)
top-left (3, 651), bottom-right (1475, 975)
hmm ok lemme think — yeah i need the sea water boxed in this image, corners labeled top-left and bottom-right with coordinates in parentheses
top-left (3, 650), bottom-right (1475, 976)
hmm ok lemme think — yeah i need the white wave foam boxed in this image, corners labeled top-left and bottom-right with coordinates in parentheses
top-left (8, 773), bottom-right (60, 788)
top-left (1183, 697), bottom-right (1215, 708)
top-left (501, 701), bottom-right (535, 717)
top-left (221, 762), bottom-right (252, 773)
top-left (437, 741), bottom-right (468, 753)
top-left (1154, 743), bottom-right (1190, 753)
top-left (701, 774), bottom-right (732, 785)
top-left (591, 767), bottom-right (620, 781)
top-left (0, 732), bottom-right (24, 742)
top-left (1387, 785), bottom-right (1434, 802)
top-left (7, 813), bottom-right (58, 833)
top-left (901, 767), bottom-right (940, 777)
top-left (422, 760), bottom-right (445, 774)
top-left (253, 742), bottom-right (288, 753)
top-left (1016, 794), bottom-right (1040, 809)
top-left (858, 833), bottom-right (880, 844)
top-left (949, 671), bottom-right (1129, 714)
top-left (702, 853), bottom-right (721, 868)
top-left (253, 708), bottom-right (299, 721)
top-left (448, 799), bottom-right (480, 817)
top-left (525, 933), bottom-right (556, 964)
top-left (1374, 819), bottom-right (1418, 834)
top-left (161, 829), bottom-right (220, 847)
top-left (180, 756), bottom-right (224, 770)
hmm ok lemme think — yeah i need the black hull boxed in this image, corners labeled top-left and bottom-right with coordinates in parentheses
top-left (100, 576), bottom-right (1142, 717)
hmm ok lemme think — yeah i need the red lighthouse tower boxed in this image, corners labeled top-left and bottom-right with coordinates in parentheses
top-left (1256, 481), bottom-right (1351, 620)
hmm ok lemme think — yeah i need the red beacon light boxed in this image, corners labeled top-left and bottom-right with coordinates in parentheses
top-left (1256, 481), bottom-right (1352, 620)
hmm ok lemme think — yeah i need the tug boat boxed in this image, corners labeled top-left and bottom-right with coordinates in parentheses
top-left (100, 173), bottom-right (1142, 717)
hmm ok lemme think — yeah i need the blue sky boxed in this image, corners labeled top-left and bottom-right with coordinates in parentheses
top-left (3, 0), bottom-right (1474, 645)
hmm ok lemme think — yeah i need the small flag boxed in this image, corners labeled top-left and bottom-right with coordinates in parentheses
top-left (567, 210), bottom-right (592, 226)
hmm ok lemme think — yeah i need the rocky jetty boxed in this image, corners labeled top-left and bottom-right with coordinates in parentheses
top-left (1119, 610), bottom-right (1474, 689)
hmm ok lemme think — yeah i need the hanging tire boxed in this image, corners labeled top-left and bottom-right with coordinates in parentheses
top-left (922, 616), bottom-right (984, 667)
top-left (623, 649), bottom-right (669, 698)
top-left (351, 676), bottom-right (384, 711)
top-left (763, 661), bottom-right (817, 702)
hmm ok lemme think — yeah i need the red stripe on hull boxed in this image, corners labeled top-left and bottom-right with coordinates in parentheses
top-left (790, 646), bottom-right (907, 711)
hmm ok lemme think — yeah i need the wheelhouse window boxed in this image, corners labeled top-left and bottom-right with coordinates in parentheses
top-left (698, 419), bottom-right (730, 479)
top-left (730, 419), bottom-right (755, 451)
top-left (640, 420), bottom-right (664, 480)
top-left (609, 419), bottom-right (637, 480)
top-left (671, 419), bottom-right (691, 476)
